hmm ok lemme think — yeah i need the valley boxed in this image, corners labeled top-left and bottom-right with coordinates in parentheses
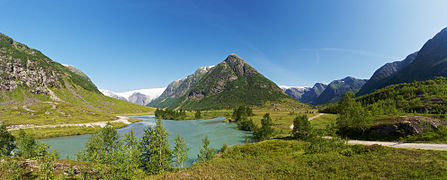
top-left (1, 1), bottom-right (447, 179)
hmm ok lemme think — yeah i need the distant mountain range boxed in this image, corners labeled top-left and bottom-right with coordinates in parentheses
top-left (148, 54), bottom-right (292, 110)
top-left (280, 83), bottom-right (327, 105)
top-left (315, 77), bottom-right (367, 104)
top-left (281, 77), bottom-right (367, 105)
top-left (358, 27), bottom-right (447, 96)
top-left (100, 88), bottom-right (165, 106)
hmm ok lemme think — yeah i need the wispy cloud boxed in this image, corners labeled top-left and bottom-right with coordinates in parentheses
top-left (298, 48), bottom-right (402, 60)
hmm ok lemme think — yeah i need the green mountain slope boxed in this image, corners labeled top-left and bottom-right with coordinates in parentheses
top-left (358, 77), bottom-right (447, 114)
top-left (358, 27), bottom-right (447, 96)
top-left (357, 52), bottom-right (418, 96)
top-left (0, 33), bottom-right (152, 126)
top-left (149, 54), bottom-right (293, 110)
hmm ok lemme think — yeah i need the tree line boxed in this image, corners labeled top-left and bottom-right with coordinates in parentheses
top-left (155, 109), bottom-right (187, 120)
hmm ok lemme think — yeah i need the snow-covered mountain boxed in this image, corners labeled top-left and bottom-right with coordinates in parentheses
top-left (280, 83), bottom-right (328, 105)
top-left (99, 88), bottom-right (165, 106)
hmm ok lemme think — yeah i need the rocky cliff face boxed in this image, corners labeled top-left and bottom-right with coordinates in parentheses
top-left (0, 34), bottom-right (62, 94)
top-left (149, 54), bottom-right (291, 110)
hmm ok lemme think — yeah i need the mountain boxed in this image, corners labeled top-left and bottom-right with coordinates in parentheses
top-left (99, 89), bottom-right (128, 101)
top-left (358, 27), bottom-right (447, 96)
top-left (357, 52), bottom-right (418, 96)
top-left (99, 88), bottom-right (165, 105)
top-left (315, 76), bottom-right (367, 105)
top-left (281, 83), bottom-right (328, 105)
top-left (0, 33), bottom-right (152, 125)
top-left (148, 54), bottom-right (292, 110)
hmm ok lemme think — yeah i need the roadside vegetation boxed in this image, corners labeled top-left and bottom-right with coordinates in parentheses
top-left (316, 78), bottom-right (447, 143)
top-left (156, 139), bottom-right (447, 179)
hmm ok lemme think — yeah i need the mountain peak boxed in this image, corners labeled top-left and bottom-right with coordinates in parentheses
top-left (224, 53), bottom-right (246, 65)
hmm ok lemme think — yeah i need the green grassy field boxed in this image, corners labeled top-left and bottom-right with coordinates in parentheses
top-left (155, 139), bottom-right (447, 179)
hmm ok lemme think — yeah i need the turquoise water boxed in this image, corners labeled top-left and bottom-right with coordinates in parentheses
top-left (41, 115), bottom-right (253, 166)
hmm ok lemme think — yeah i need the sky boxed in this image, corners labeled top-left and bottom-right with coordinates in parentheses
top-left (1, 0), bottom-right (447, 91)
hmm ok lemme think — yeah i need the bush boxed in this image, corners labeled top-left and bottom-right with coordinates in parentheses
top-left (0, 124), bottom-right (15, 157)
top-left (305, 137), bottom-right (346, 154)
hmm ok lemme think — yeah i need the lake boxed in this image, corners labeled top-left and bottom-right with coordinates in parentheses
top-left (41, 115), bottom-right (253, 166)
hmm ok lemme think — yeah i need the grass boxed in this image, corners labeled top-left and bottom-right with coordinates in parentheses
top-left (155, 139), bottom-right (447, 179)
top-left (310, 113), bottom-right (337, 130)
top-left (0, 102), bottom-right (116, 126)
top-left (10, 122), bottom-right (128, 139)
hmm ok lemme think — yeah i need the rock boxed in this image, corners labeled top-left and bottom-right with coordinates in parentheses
top-left (370, 116), bottom-right (447, 136)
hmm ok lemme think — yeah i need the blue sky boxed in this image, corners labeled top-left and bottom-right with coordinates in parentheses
top-left (1, 0), bottom-right (447, 91)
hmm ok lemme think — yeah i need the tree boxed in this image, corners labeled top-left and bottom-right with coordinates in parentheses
top-left (337, 92), bottom-right (371, 134)
top-left (173, 134), bottom-right (189, 168)
top-left (0, 124), bottom-right (15, 157)
top-left (232, 106), bottom-right (254, 121)
top-left (36, 143), bottom-right (58, 180)
top-left (292, 115), bottom-right (312, 140)
top-left (140, 119), bottom-right (172, 174)
top-left (197, 135), bottom-right (216, 163)
top-left (255, 113), bottom-right (274, 141)
top-left (238, 118), bottom-right (257, 131)
top-left (118, 129), bottom-right (143, 178)
top-left (15, 130), bottom-right (38, 158)
top-left (195, 110), bottom-right (202, 119)
top-left (77, 123), bottom-right (121, 164)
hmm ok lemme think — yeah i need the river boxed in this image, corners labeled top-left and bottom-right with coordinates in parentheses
top-left (41, 115), bottom-right (253, 166)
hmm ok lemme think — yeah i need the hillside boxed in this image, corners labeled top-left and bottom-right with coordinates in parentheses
top-left (149, 54), bottom-right (294, 110)
top-left (358, 77), bottom-right (447, 114)
top-left (314, 76), bottom-right (367, 105)
top-left (358, 27), bottom-right (447, 95)
top-left (0, 33), bottom-right (153, 126)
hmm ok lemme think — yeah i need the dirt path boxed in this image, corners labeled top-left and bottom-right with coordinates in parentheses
top-left (7, 116), bottom-right (131, 131)
top-left (290, 113), bottom-right (324, 129)
top-left (347, 140), bottom-right (447, 151)
top-left (22, 105), bottom-right (36, 112)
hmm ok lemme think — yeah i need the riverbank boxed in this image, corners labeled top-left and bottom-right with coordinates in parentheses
top-left (8, 116), bottom-right (142, 139)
